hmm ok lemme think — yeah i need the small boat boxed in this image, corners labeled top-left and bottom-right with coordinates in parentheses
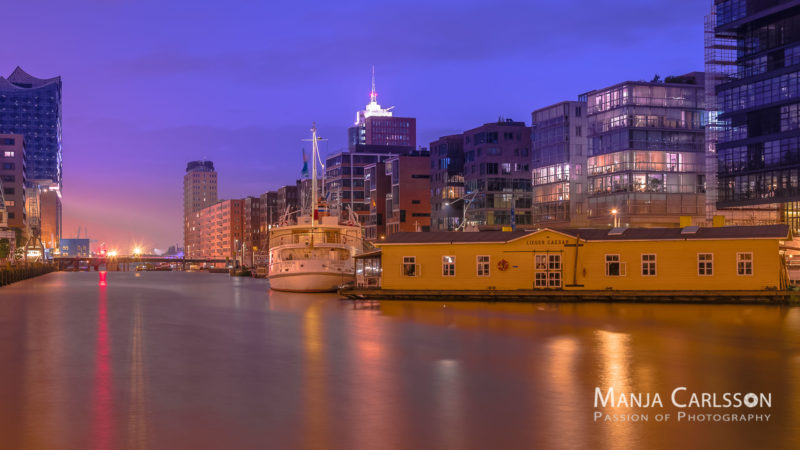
top-left (267, 124), bottom-right (365, 292)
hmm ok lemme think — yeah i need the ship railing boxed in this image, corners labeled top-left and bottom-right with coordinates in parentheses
top-left (269, 231), bottom-right (373, 251)
top-left (269, 259), bottom-right (352, 274)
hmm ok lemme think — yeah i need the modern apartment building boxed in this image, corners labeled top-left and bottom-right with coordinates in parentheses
top-left (186, 199), bottom-right (243, 260)
top-left (429, 134), bottom-right (465, 231)
top-left (531, 101), bottom-right (588, 228)
top-left (462, 119), bottom-right (532, 230)
top-left (183, 160), bottom-right (218, 255)
top-left (276, 184), bottom-right (298, 217)
top-left (0, 67), bottom-right (62, 189)
top-left (38, 187), bottom-right (61, 250)
top-left (385, 152), bottom-right (432, 235)
top-left (0, 134), bottom-right (26, 230)
top-left (243, 196), bottom-right (262, 266)
top-left (260, 191), bottom-right (278, 248)
top-left (584, 74), bottom-right (707, 227)
top-left (713, 0), bottom-right (800, 232)
top-left (325, 150), bottom-right (403, 221)
top-left (363, 161), bottom-right (391, 241)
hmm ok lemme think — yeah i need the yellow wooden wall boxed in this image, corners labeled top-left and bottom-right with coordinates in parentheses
top-left (377, 230), bottom-right (782, 291)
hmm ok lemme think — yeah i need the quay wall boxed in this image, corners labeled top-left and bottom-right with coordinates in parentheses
top-left (0, 264), bottom-right (55, 287)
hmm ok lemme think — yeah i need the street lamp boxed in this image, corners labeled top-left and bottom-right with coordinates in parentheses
top-left (132, 247), bottom-right (142, 256)
top-left (611, 209), bottom-right (619, 228)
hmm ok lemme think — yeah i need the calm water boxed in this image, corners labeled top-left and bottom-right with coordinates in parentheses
top-left (0, 272), bottom-right (799, 449)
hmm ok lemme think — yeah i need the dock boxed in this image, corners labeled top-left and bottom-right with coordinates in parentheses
top-left (338, 288), bottom-right (797, 304)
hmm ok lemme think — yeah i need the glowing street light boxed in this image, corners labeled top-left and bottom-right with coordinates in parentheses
top-left (132, 247), bottom-right (142, 256)
top-left (107, 250), bottom-right (118, 257)
top-left (611, 209), bottom-right (619, 228)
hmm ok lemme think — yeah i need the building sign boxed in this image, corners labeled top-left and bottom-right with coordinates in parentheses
top-left (525, 237), bottom-right (570, 246)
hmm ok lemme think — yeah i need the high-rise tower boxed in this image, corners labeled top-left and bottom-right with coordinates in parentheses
top-left (183, 160), bottom-right (218, 256)
top-left (347, 67), bottom-right (416, 150)
top-left (0, 67), bottom-right (62, 189)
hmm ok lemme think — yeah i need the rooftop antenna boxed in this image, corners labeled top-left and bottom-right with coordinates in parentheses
top-left (370, 65), bottom-right (377, 103)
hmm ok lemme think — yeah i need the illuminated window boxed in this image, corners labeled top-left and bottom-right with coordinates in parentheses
top-left (737, 253), bottom-right (753, 275)
top-left (442, 256), bottom-right (455, 277)
top-left (3, 151), bottom-right (13, 157)
top-left (641, 254), bottom-right (656, 276)
top-left (698, 253), bottom-right (713, 276)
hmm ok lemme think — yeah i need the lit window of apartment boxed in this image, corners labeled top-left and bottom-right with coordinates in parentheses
top-left (442, 256), bottom-right (456, 277)
top-left (737, 253), bottom-right (753, 275)
top-left (698, 253), bottom-right (713, 276)
top-left (641, 254), bottom-right (656, 276)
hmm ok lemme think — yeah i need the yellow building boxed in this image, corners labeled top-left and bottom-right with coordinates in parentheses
top-left (374, 225), bottom-right (790, 292)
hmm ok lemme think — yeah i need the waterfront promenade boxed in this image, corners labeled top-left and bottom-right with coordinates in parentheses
top-left (0, 271), bottom-right (798, 449)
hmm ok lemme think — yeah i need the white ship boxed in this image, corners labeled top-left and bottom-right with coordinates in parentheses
top-left (268, 124), bottom-right (364, 292)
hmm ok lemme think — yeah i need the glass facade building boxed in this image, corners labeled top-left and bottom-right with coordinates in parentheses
top-left (714, 0), bottom-right (800, 231)
top-left (531, 101), bottom-right (588, 227)
top-left (0, 67), bottom-right (62, 189)
top-left (429, 134), bottom-right (465, 231)
top-left (584, 74), bottom-right (707, 227)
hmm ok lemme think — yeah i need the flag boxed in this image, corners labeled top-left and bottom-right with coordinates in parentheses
top-left (301, 148), bottom-right (309, 178)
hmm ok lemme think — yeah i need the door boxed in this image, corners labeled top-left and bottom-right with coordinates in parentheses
top-left (534, 253), bottom-right (562, 289)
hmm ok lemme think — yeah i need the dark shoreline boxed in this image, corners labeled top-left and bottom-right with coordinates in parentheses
top-left (0, 265), bottom-right (55, 287)
top-left (339, 288), bottom-right (798, 304)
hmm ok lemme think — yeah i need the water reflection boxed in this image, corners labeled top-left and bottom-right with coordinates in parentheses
top-left (127, 301), bottom-right (148, 449)
top-left (0, 273), bottom-right (798, 449)
top-left (303, 300), bottom-right (330, 449)
top-left (91, 283), bottom-right (113, 449)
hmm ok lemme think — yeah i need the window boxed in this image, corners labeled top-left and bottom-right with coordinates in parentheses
top-left (3, 151), bottom-right (13, 157)
top-left (605, 254), bottom-right (624, 276)
top-left (698, 253), bottom-right (713, 276)
top-left (641, 254), bottom-right (656, 276)
top-left (737, 253), bottom-right (753, 275)
top-left (477, 255), bottom-right (490, 277)
top-left (442, 256), bottom-right (455, 277)
top-left (403, 256), bottom-right (417, 277)
top-left (548, 255), bottom-right (561, 287)
top-left (575, 126), bottom-right (582, 137)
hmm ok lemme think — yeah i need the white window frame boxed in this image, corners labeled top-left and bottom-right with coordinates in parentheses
top-left (698, 253), bottom-right (713, 276)
top-left (442, 256), bottom-right (456, 277)
top-left (605, 254), bottom-right (625, 276)
top-left (641, 253), bottom-right (656, 276)
top-left (402, 256), bottom-right (417, 277)
top-left (477, 255), bottom-right (490, 277)
top-left (737, 252), bottom-right (753, 276)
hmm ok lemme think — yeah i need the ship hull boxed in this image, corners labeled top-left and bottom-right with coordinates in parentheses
top-left (268, 271), bottom-right (354, 293)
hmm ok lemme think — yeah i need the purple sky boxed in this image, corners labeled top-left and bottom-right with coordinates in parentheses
top-left (1, 0), bottom-right (707, 253)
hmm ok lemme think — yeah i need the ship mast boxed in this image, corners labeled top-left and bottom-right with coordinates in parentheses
top-left (311, 123), bottom-right (318, 227)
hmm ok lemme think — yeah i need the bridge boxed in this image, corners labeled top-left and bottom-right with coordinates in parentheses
top-left (52, 256), bottom-right (231, 271)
